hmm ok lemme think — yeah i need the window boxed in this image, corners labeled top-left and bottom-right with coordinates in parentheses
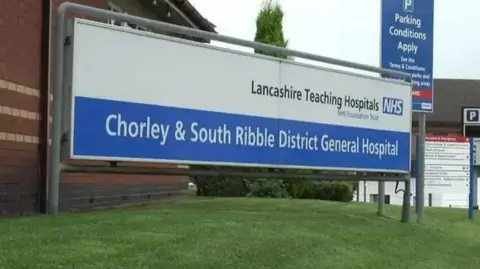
top-left (107, 3), bottom-right (123, 27)
top-left (464, 125), bottom-right (480, 137)
top-left (385, 195), bottom-right (391, 205)
top-left (107, 2), bottom-right (150, 32)
top-left (370, 194), bottom-right (391, 204)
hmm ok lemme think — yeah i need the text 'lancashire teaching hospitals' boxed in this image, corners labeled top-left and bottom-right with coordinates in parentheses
top-left (250, 80), bottom-right (405, 121)
top-left (251, 80), bottom-right (380, 111)
top-left (104, 114), bottom-right (400, 161)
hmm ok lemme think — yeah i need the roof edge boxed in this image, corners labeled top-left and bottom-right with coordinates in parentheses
top-left (173, 0), bottom-right (217, 33)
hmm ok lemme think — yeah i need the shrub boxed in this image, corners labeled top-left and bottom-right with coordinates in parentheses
top-left (330, 182), bottom-right (354, 202)
top-left (192, 176), bottom-right (249, 197)
top-left (283, 179), bottom-right (309, 198)
top-left (246, 179), bottom-right (290, 198)
top-left (302, 181), bottom-right (353, 202)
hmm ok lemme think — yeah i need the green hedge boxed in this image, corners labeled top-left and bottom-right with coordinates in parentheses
top-left (191, 171), bottom-right (354, 202)
top-left (193, 176), bottom-right (249, 197)
top-left (300, 181), bottom-right (354, 202)
top-left (246, 179), bottom-right (290, 198)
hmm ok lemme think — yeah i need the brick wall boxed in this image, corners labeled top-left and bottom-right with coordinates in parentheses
top-left (0, 0), bottom-right (44, 215)
top-left (60, 172), bottom-right (188, 211)
top-left (0, 0), bottom-right (112, 216)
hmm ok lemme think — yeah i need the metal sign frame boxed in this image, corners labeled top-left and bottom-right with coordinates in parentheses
top-left (49, 2), bottom-right (416, 223)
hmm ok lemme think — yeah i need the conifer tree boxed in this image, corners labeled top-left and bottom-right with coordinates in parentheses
top-left (254, 0), bottom-right (290, 59)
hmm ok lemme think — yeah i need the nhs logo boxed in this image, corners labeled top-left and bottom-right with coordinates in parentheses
top-left (382, 97), bottom-right (404, 116)
top-left (403, 0), bottom-right (414, 12)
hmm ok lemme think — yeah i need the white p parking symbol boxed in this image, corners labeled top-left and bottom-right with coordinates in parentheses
top-left (403, 0), bottom-right (414, 12)
top-left (467, 110), bottom-right (480, 123)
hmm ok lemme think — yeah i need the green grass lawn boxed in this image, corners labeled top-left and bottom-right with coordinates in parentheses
top-left (1, 197), bottom-right (480, 269)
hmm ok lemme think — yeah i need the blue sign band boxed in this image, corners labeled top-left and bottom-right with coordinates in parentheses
top-left (72, 97), bottom-right (411, 172)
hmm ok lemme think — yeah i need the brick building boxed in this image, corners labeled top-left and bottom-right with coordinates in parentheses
top-left (0, 0), bottom-right (216, 215)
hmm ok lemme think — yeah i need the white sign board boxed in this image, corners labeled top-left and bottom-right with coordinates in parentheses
top-left (424, 136), bottom-right (471, 194)
top-left (68, 19), bottom-right (412, 173)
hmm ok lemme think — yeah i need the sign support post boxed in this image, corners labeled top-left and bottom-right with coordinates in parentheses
top-left (47, 7), bottom-right (67, 215)
top-left (469, 138), bottom-right (475, 220)
top-left (416, 113), bottom-right (426, 222)
top-left (474, 167), bottom-right (478, 209)
top-left (378, 181), bottom-right (385, 216)
top-left (401, 175), bottom-right (411, 222)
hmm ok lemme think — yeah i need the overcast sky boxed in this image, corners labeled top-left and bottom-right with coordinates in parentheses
top-left (189, 0), bottom-right (479, 80)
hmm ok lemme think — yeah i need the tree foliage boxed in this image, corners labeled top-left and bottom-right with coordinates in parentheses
top-left (254, 0), bottom-right (290, 59)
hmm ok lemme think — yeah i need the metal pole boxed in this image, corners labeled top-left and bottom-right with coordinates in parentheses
top-left (474, 167), bottom-right (478, 210)
top-left (58, 2), bottom-right (411, 80)
top-left (363, 181), bottom-right (367, 202)
top-left (401, 177), bottom-right (411, 223)
top-left (469, 139), bottom-right (475, 220)
top-left (61, 164), bottom-right (410, 181)
top-left (417, 113), bottom-right (427, 222)
top-left (356, 181), bottom-right (360, 202)
top-left (378, 182), bottom-right (385, 216)
top-left (46, 7), bottom-right (67, 215)
top-left (415, 135), bottom-right (420, 214)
